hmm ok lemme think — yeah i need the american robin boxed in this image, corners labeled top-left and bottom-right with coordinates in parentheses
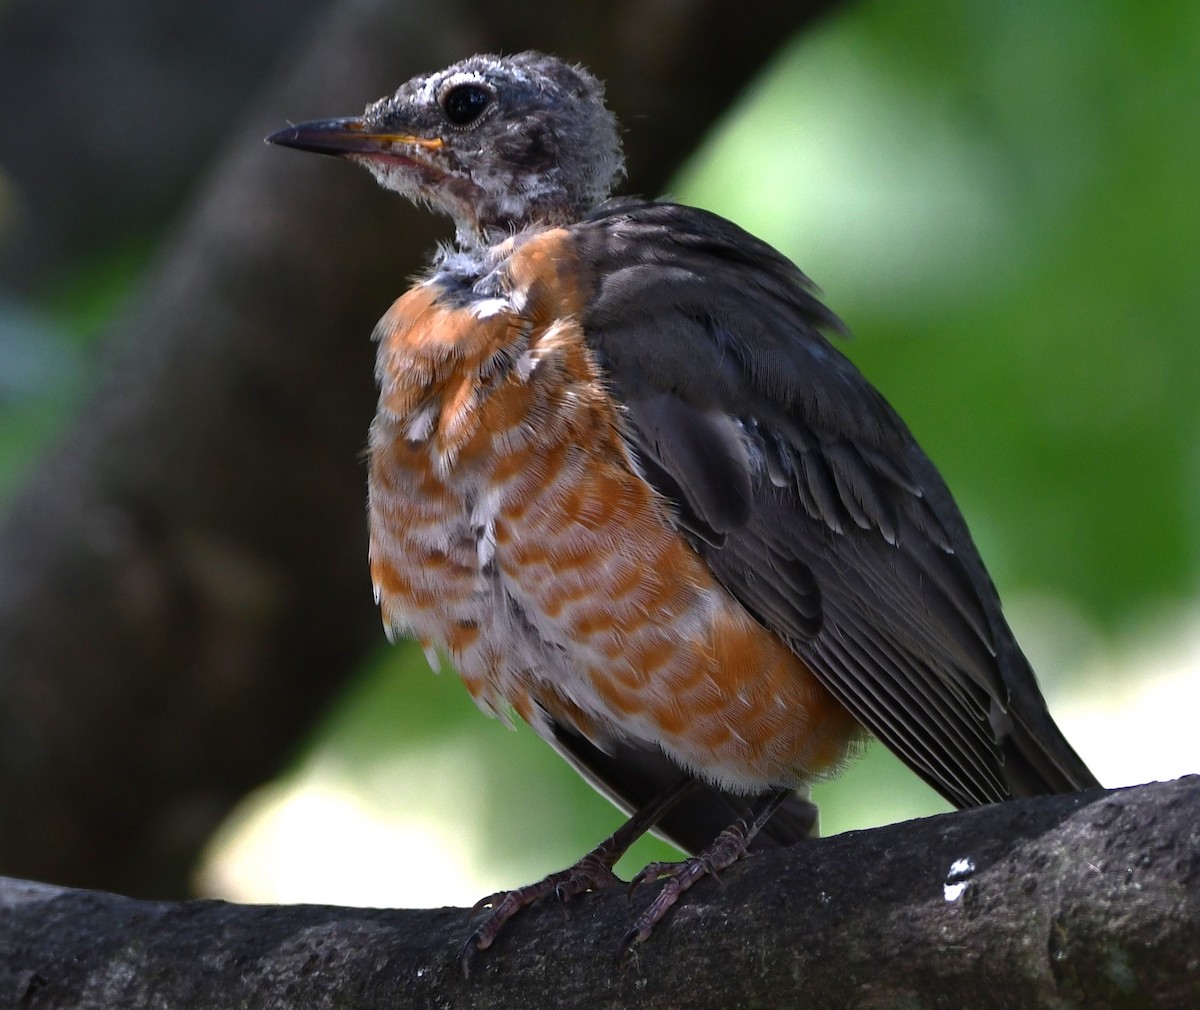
top-left (267, 51), bottom-right (1100, 964)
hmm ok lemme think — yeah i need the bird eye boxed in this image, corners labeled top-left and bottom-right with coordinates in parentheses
top-left (442, 84), bottom-right (492, 126)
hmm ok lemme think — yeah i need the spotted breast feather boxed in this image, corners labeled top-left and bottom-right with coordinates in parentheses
top-left (367, 224), bottom-right (865, 847)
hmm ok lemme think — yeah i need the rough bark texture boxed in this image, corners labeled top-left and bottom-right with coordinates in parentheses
top-left (0, 0), bottom-right (843, 899)
top-left (2, 779), bottom-right (1197, 1010)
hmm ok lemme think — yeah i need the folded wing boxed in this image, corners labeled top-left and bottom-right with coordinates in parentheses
top-left (570, 200), bottom-right (1098, 810)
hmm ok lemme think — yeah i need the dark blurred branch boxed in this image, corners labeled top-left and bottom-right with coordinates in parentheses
top-left (0, 0), bottom-right (844, 897)
top-left (0, 0), bottom-right (329, 290)
top-left (2, 780), bottom-right (1196, 1009)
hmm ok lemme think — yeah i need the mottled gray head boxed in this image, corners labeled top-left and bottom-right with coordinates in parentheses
top-left (267, 52), bottom-right (625, 246)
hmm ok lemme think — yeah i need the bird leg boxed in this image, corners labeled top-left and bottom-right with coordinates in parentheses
top-left (619, 787), bottom-right (793, 956)
top-left (461, 775), bottom-right (698, 975)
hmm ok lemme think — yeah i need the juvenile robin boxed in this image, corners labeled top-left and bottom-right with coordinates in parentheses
top-left (267, 51), bottom-right (1100, 964)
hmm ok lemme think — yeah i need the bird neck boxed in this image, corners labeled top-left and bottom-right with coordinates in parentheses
top-left (446, 171), bottom-right (590, 250)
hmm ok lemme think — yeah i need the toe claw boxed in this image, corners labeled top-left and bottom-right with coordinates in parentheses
top-left (459, 933), bottom-right (483, 978)
top-left (702, 859), bottom-right (728, 892)
top-left (614, 925), bottom-right (643, 963)
top-left (552, 882), bottom-right (575, 919)
top-left (628, 860), bottom-right (670, 893)
top-left (469, 891), bottom-right (502, 919)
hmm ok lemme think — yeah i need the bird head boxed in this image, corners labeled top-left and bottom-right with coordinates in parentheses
top-left (267, 52), bottom-right (625, 247)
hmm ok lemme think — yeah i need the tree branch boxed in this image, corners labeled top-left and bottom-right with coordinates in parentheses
top-left (2, 779), bottom-right (1196, 1009)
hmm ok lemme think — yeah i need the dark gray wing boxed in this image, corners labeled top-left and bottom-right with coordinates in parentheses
top-left (572, 199), bottom-right (1098, 809)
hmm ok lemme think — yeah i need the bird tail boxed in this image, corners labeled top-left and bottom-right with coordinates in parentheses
top-left (1000, 648), bottom-right (1101, 798)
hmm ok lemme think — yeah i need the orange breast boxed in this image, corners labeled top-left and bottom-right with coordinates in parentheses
top-left (367, 228), bottom-right (864, 792)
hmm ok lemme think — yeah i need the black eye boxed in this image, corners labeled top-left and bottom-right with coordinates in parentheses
top-left (442, 84), bottom-right (492, 126)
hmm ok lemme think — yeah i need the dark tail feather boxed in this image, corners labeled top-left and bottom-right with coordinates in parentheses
top-left (1003, 709), bottom-right (1101, 798)
top-left (998, 646), bottom-right (1101, 798)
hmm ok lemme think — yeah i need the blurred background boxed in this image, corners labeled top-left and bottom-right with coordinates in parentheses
top-left (0, 0), bottom-right (1196, 910)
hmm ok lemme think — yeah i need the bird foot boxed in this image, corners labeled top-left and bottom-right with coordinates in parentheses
top-left (617, 788), bottom-right (792, 958)
top-left (618, 818), bottom-right (753, 957)
top-left (461, 844), bottom-right (624, 975)
top-left (459, 777), bottom-right (698, 974)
